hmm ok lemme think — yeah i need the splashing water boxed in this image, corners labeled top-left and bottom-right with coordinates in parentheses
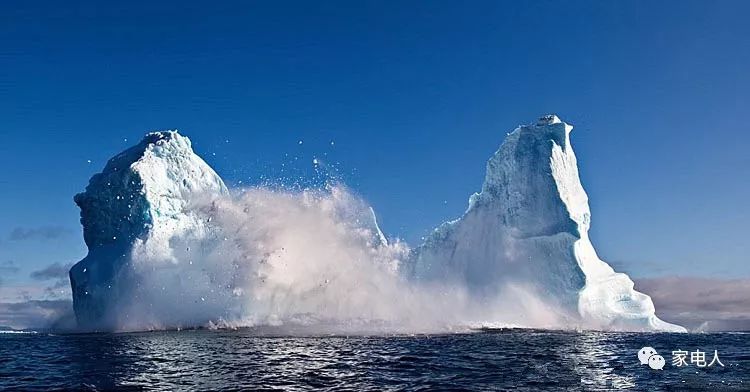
top-left (113, 184), bottom-right (568, 333)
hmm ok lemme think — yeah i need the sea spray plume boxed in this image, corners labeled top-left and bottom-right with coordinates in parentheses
top-left (96, 184), bottom-right (505, 332)
top-left (124, 184), bottom-right (572, 332)
top-left (124, 185), bottom-right (408, 330)
top-left (174, 186), bottom-right (432, 329)
top-left (198, 186), bottom-right (574, 331)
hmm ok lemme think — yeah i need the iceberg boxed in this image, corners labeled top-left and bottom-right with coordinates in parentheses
top-left (70, 131), bottom-right (228, 330)
top-left (69, 131), bottom-right (408, 332)
top-left (69, 117), bottom-right (683, 333)
top-left (410, 115), bottom-right (685, 332)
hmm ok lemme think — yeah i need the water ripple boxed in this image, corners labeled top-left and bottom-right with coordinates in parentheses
top-left (1, 330), bottom-right (748, 391)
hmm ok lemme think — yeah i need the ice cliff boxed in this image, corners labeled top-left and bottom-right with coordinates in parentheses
top-left (410, 115), bottom-right (685, 332)
top-left (70, 131), bottom-right (227, 330)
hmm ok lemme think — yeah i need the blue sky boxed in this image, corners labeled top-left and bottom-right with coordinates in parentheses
top-left (1, 0), bottom-right (749, 307)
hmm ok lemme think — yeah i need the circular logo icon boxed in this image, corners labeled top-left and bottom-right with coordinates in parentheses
top-left (648, 354), bottom-right (666, 370)
top-left (638, 346), bottom-right (657, 365)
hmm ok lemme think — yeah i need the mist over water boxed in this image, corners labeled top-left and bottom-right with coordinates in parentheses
top-left (113, 184), bottom-right (569, 333)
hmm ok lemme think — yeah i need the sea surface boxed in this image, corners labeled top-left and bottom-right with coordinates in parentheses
top-left (1, 329), bottom-right (748, 391)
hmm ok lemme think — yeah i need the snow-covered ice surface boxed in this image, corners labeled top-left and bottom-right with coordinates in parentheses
top-left (410, 115), bottom-right (685, 332)
top-left (70, 117), bottom-right (684, 332)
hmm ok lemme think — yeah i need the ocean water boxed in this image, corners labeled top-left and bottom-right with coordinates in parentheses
top-left (1, 329), bottom-right (747, 391)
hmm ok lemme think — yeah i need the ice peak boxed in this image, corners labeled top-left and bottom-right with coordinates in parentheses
top-left (412, 115), bottom-right (685, 332)
top-left (143, 129), bottom-right (189, 143)
top-left (70, 130), bottom-right (227, 329)
top-left (138, 130), bottom-right (193, 152)
top-left (142, 129), bottom-right (179, 142)
top-left (535, 114), bottom-right (562, 126)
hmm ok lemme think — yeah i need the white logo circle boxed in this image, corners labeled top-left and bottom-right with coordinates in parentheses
top-left (648, 354), bottom-right (666, 370)
top-left (638, 346), bottom-right (657, 365)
